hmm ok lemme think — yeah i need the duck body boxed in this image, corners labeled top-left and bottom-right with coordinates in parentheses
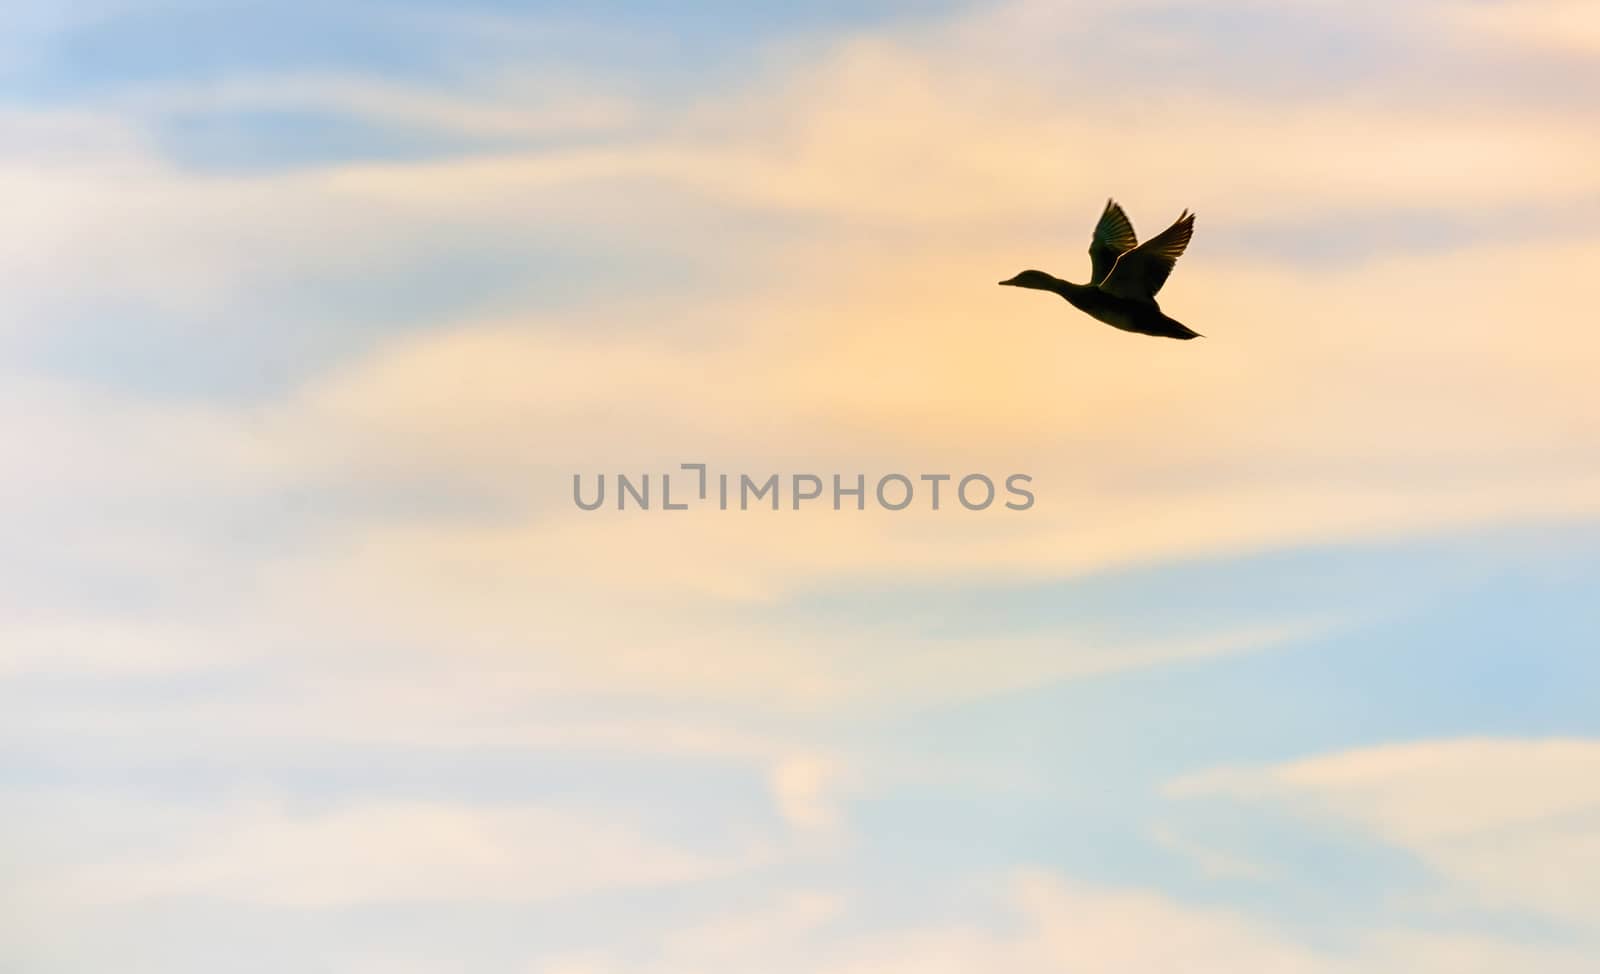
top-left (1000, 199), bottom-right (1202, 341)
top-left (1008, 273), bottom-right (1200, 340)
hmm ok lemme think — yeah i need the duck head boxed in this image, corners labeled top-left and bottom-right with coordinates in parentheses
top-left (998, 269), bottom-right (1058, 290)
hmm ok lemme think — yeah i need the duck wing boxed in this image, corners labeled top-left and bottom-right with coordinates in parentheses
top-left (1098, 210), bottom-right (1194, 301)
top-left (1088, 199), bottom-right (1138, 285)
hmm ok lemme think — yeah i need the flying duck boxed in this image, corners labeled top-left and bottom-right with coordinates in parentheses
top-left (1000, 199), bottom-right (1201, 340)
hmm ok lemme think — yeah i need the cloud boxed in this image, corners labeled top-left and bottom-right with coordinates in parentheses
top-left (16, 793), bottom-right (773, 909)
top-left (0, 620), bottom-right (242, 676)
top-left (6, 0), bottom-right (1598, 712)
top-left (4, 2), bottom-right (1599, 968)
top-left (10, 0), bottom-right (1588, 350)
top-left (1446, 0), bottom-right (1600, 56)
top-left (661, 889), bottom-right (845, 961)
top-left (303, 4), bottom-right (1600, 225)
top-left (769, 754), bottom-right (844, 832)
top-left (248, 230), bottom-right (1600, 618)
top-left (1150, 825), bottom-right (1273, 881)
top-left (532, 869), bottom-right (1599, 974)
top-left (1172, 738), bottom-right (1600, 926)
top-left (104, 72), bottom-right (638, 141)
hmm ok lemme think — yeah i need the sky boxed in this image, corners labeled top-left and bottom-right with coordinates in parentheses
top-left (3, 0), bottom-right (1600, 970)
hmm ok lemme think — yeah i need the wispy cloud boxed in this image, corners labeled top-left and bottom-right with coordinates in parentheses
top-left (15, 793), bottom-right (775, 909)
top-left (102, 72), bottom-right (638, 141)
top-left (4, 0), bottom-right (1599, 969)
top-left (1172, 738), bottom-right (1600, 926)
top-left (1446, 0), bottom-right (1600, 56)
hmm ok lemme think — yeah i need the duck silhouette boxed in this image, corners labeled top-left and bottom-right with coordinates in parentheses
top-left (1000, 199), bottom-right (1201, 340)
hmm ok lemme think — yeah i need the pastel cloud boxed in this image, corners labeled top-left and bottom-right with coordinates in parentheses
top-left (13, 793), bottom-right (772, 910)
top-left (769, 754), bottom-right (848, 834)
top-left (102, 73), bottom-right (637, 140)
top-left (296, 0), bottom-right (1599, 222)
top-left (3, 0), bottom-right (1598, 970)
top-left (7, 0), bottom-right (1587, 586)
top-left (2, 0), bottom-right (1593, 762)
top-left (534, 869), bottom-right (1598, 974)
top-left (1172, 738), bottom-right (1600, 926)
top-left (1446, 0), bottom-right (1600, 56)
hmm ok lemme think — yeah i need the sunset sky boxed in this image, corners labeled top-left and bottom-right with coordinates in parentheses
top-left (5, 0), bottom-right (1600, 970)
